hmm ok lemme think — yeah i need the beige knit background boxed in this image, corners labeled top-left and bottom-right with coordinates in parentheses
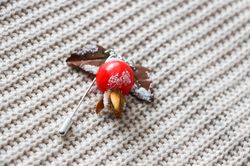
top-left (1, 0), bottom-right (250, 165)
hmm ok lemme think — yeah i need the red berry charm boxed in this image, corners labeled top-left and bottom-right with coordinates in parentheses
top-left (95, 59), bottom-right (134, 117)
top-left (96, 59), bottom-right (134, 95)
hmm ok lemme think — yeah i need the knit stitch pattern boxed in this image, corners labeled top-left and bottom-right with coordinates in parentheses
top-left (0, 0), bottom-right (250, 165)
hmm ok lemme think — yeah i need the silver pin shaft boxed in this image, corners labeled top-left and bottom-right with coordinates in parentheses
top-left (58, 49), bottom-right (116, 136)
top-left (58, 78), bottom-right (96, 136)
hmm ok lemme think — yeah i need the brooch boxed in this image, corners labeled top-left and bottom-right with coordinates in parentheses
top-left (59, 45), bottom-right (153, 136)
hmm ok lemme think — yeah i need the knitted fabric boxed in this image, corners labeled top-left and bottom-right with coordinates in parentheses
top-left (1, 0), bottom-right (250, 165)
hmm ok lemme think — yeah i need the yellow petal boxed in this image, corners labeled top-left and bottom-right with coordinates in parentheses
top-left (110, 90), bottom-right (125, 118)
top-left (110, 91), bottom-right (121, 111)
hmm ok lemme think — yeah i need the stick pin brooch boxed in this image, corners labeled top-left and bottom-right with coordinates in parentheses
top-left (59, 45), bottom-right (153, 136)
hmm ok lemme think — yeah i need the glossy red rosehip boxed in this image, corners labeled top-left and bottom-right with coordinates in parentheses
top-left (96, 59), bottom-right (134, 95)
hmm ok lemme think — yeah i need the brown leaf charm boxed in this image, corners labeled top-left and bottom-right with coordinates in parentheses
top-left (67, 44), bottom-right (153, 104)
top-left (131, 66), bottom-right (153, 102)
top-left (95, 97), bottom-right (104, 113)
top-left (66, 44), bottom-right (108, 75)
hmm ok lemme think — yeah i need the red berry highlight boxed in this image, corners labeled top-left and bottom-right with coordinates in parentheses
top-left (96, 59), bottom-right (134, 95)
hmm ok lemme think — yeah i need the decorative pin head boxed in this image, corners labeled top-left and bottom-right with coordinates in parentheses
top-left (96, 59), bottom-right (135, 94)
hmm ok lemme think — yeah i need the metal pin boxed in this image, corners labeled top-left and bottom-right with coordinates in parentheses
top-left (59, 49), bottom-right (115, 136)
top-left (58, 79), bottom-right (96, 136)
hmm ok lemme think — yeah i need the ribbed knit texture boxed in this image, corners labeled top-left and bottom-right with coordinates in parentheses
top-left (1, 0), bottom-right (250, 165)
